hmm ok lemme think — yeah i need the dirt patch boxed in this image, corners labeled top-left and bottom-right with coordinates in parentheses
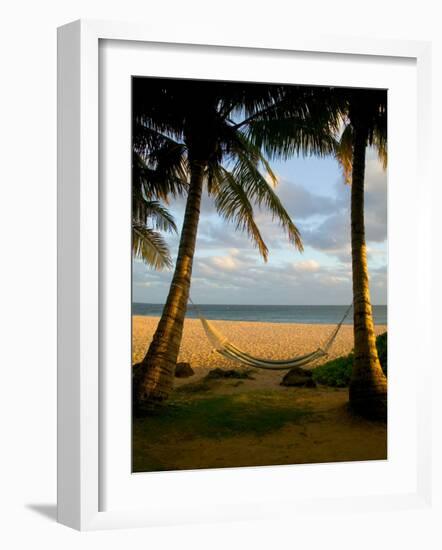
top-left (133, 381), bottom-right (387, 472)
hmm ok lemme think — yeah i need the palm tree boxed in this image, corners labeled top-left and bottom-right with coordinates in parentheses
top-left (336, 88), bottom-right (388, 420)
top-left (132, 79), bottom-right (338, 408)
top-left (246, 85), bottom-right (387, 420)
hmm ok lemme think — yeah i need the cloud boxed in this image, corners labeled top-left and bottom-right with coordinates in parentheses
top-left (133, 247), bottom-right (386, 305)
top-left (293, 259), bottom-right (321, 273)
top-left (210, 250), bottom-right (243, 272)
top-left (300, 155), bottom-right (387, 258)
top-left (270, 177), bottom-right (338, 220)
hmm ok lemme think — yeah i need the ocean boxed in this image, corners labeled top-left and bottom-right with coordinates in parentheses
top-left (132, 303), bottom-right (388, 325)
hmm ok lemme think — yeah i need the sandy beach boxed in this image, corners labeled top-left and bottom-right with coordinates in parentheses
top-left (132, 316), bottom-right (388, 472)
top-left (132, 315), bottom-right (387, 381)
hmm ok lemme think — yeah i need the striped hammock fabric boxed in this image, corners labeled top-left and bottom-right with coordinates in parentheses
top-left (192, 303), bottom-right (353, 371)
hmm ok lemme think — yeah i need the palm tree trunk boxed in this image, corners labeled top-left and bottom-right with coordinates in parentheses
top-left (134, 160), bottom-right (205, 408)
top-left (349, 123), bottom-right (387, 420)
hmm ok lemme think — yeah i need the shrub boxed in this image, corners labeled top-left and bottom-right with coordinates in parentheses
top-left (312, 332), bottom-right (387, 387)
top-left (312, 354), bottom-right (353, 387)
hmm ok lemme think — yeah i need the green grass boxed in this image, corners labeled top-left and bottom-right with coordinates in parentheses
top-left (172, 368), bottom-right (255, 395)
top-left (134, 390), bottom-right (313, 444)
top-left (174, 378), bottom-right (214, 394)
top-left (312, 332), bottom-right (388, 387)
top-left (133, 390), bottom-right (315, 470)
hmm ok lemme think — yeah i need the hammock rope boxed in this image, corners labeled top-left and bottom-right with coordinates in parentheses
top-left (188, 296), bottom-right (353, 371)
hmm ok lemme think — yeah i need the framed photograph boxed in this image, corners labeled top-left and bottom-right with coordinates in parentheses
top-left (57, 19), bottom-right (432, 530)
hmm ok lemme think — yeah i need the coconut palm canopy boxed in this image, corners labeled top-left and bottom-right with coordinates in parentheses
top-left (335, 88), bottom-right (387, 183)
top-left (132, 79), bottom-right (343, 261)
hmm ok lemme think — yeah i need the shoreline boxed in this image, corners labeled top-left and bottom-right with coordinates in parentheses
top-left (133, 314), bottom-right (363, 326)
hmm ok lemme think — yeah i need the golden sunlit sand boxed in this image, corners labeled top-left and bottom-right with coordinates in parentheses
top-left (132, 315), bottom-right (387, 379)
top-left (132, 316), bottom-right (387, 472)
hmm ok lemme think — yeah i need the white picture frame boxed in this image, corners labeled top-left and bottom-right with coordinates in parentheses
top-left (57, 19), bottom-right (433, 531)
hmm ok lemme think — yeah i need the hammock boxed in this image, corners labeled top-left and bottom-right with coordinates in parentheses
top-left (189, 300), bottom-right (352, 371)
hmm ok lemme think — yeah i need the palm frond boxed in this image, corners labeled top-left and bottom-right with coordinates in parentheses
top-left (228, 141), bottom-right (304, 252)
top-left (212, 166), bottom-right (269, 261)
top-left (133, 138), bottom-right (188, 202)
top-left (335, 123), bottom-right (354, 183)
top-left (135, 200), bottom-right (177, 233)
top-left (237, 87), bottom-right (342, 155)
top-left (132, 79), bottom-right (188, 142)
top-left (132, 221), bottom-right (173, 270)
top-left (246, 117), bottom-right (338, 160)
top-left (372, 131), bottom-right (388, 170)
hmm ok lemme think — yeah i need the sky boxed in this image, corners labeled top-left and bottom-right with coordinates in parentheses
top-left (132, 149), bottom-right (387, 306)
